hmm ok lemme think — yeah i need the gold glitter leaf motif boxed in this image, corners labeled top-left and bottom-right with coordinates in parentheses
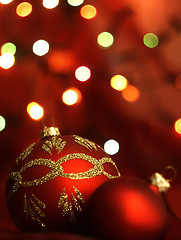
top-left (42, 137), bottom-right (66, 155)
top-left (58, 186), bottom-right (84, 222)
top-left (7, 153), bottom-right (120, 199)
top-left (16, 143), bottom-right (36, 165)
top-left (24, 193), bottom-right (46, 230)
top-left (73, 135), bottom-right (97, 151)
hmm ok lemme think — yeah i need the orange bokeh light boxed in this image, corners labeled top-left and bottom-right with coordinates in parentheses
top-left (122, 85), bottom-right (140, 102)
top-left (16, 2), bottom-right (32, 17)
top-left (80, 5), bottom-right (97, 19)
top-left (47, 50), bottom-right (74, 73)
top-left (62, 88), bottom-right (82, 106)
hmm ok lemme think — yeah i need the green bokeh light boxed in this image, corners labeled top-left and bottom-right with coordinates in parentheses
top-left (97, 32), bottom-right (114, 48)
top-left (143, 33), bottom-right (159, 48)
top-left (1, 42), bottom-right (16, 55)
top-left (0, 116), bottom-right (6, 131)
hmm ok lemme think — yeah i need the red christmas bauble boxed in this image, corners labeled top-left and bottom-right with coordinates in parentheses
top-left (6, 127), bottom-right (120, 232)
top-left (85, 177), bottom-right (168, 240)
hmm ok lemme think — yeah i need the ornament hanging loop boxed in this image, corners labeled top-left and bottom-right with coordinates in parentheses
top-left (42, 115), bottom-right (55, 128)
top-left (161, 165), bottom-right (177, 183)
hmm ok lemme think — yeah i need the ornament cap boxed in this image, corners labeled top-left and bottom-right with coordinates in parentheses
top-left (40, 126), bottom-right (61, 140)
top-left (150, 172), bottom-right (170, 192)
top-left (150, 166), bottom-right (177, 192)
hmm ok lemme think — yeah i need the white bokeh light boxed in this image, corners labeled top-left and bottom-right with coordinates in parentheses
top-left (0, 53), bottom-right (15, 69)
top-left (67, 0), bottom-right (84, 7)
top-left (42, 0), bottom-right (59, 9)
top-left (75, 66), bottom-right (91, 82)
top-left (104, 139), bottom-right (119, 155)
top-left (0, 115), bottom-right (6, 131)
top-left (29, 103), bottom-right (44, 120)
top-left (32, 40), bottom-right (49, 56)
top-left (0, 0), bottom-right (13, 4)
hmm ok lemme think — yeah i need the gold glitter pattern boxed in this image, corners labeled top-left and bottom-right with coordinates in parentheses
top-left (58, 186), bottom-right (84, 222)
top-left (24, 193), bottom-right (46, 230)
top-left (7, 153), bottom-right (120, 199)
top-left (16, 143), bottom-right (35, 165)
top-left (73, 186), bottom-right (84, 203)
top-left (73, 135), bottom-right (97, 151)
top-left (42, 136), bottom-right (66, 155)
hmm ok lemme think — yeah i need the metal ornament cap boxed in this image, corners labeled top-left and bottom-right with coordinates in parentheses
top-left (40, 126), bottom-right (61, 140)
top-left (150, 172), bottom-right (170, 192)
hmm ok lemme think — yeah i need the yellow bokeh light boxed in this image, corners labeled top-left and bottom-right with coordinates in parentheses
top-left (62, 88), bottom-right (82, 106)
top-left (0, 0), bottom-right (13, 4)
top-left (97, 32), bottom-right (114, 48)
top-left (0, 53), bottom-right (15, 69)
top-left (174, 118), bottom-right (181, 135)
top-left (110, 75), bottom-right (128, 91)
top-left (80, 5), bottom-right (97, 19)
top-left (32, 40), bottom-right (49, 56)
top-left (27, 102), bottom-right (37, 115)
top-left (42, 0), bottom-right (59, 9)
top-left (67, 0), bottom-right (84, 7)
top-left (75, 66), bottom-right (91, 82)
top-left (16, 2), bottom-right (32, 17)
top-left (122, 85), bottom-right (140, 102)
top-left (27, 102), bottom-right (44, 120)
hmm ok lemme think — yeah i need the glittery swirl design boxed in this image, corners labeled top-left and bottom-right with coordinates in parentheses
top-left (24, 193), bottom-right (46, 230)
top-left (73, 135), bottom-right (97, 151)
top-left (42, 136), bottom-right (66, 155)
top-left (16, 143), bottom-right (36, 165)
top-left (58, 186), bottom-right (84, 222)
top-left (7, 153), bottom-right (120, 199)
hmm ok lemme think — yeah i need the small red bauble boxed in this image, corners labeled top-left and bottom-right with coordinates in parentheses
top-left (6, 127), bottom-right (120, 232)
top-left (85, 177), bottom-right (168, 240)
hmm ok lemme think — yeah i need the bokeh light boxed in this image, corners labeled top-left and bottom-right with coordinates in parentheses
top-left (0, 116), bottom-right (6, 132)
top-left (1, 42), bottom-right (16, 55)
top-left (47, 50), bottom-right (74, 73)
top-left (174, 118), bottom-right (181, 135)
top-left (104, 139), bottom-right (119, 155)
top-left (97, 32), bottom-right (114, 48)
top-left (42, 0), bottom-right (59, 9)
top-left (0, 0), bottom-right (13, 4)
top-left (16, 2), bottom-right (32, 17)
top-left (122, 85), bottom-right (140, 102)
top-left (80, 5), bottom-right (97, 19)
top-left (62, 88), bottom-right (82, 106)
top-left (75, 66), bottom-right (91, 82)
top-left (143, 33), bottom-right (159, 48)
top-left (27, 102), bottom-right (44, 120)
top-left (110, 74), bottom-right (128, 91)
top-left (67, 0), bottom-right (84, 7)
top-left (0, 53), bottom-right (15, 69)
top-left (32, 40), bottom-right (49, 56)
